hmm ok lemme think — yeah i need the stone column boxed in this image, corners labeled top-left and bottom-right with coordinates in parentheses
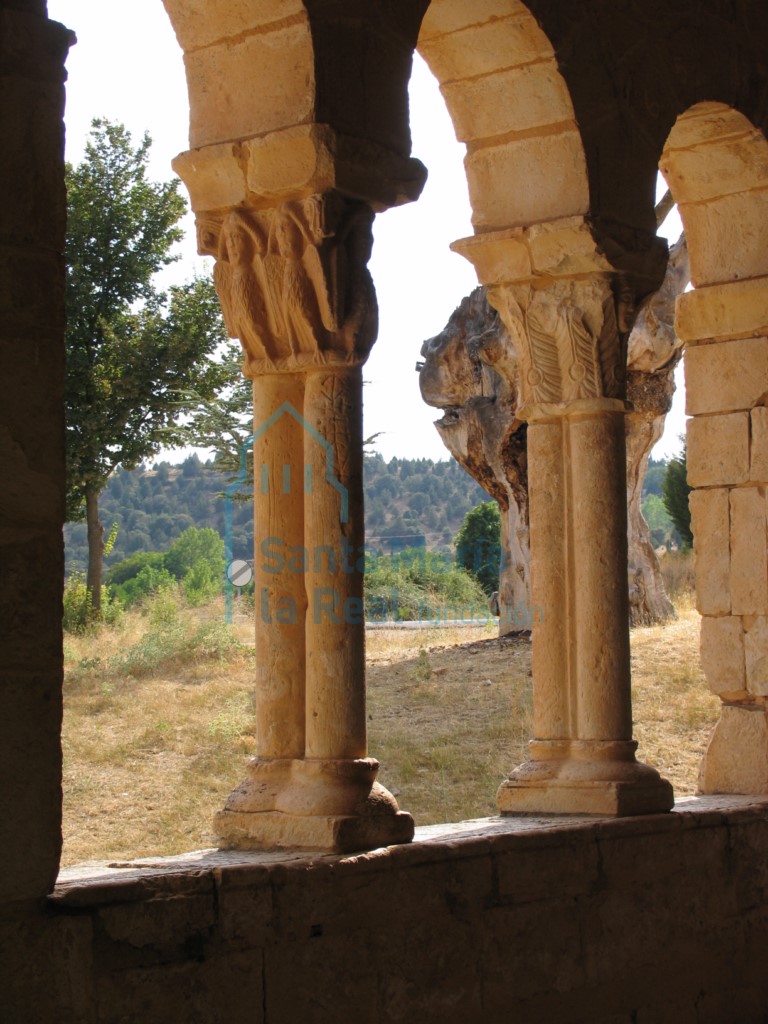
top-left (173, 128), bottom-right (425, 849)
top-left (677, 277), bottom-right (768, 794)
top-left (303, 367), bottom-right (367, 761)
top-left (452, 225), bottom-right (674, 815)
top-left (252, 373), bottom-right (307, 760)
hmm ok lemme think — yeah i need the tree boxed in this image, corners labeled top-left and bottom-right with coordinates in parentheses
top-left (65, 119), bottom-right (228, 617)
top-left (662, 443), bottom-right (693, 547)
top-left (455, 501), bottom-right (502, 596)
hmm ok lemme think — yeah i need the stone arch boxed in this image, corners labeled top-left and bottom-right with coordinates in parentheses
top-left (661, 102), bottom-right (768, 287)
top-left (417, 0), bottom-right (589, 233)
top-left (659, 102), bottom-right (768, 794)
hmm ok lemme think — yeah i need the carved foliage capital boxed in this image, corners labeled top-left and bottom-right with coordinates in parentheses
top-left (487, 277), bottom-right (628, 412)
top-left (204, 194), bottom-right (377, 376)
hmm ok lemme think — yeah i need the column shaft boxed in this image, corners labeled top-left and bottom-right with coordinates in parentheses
top-left (527, 418), bottom-right (570, 740)
top-left (253, 373), bottom-right (307, 759)
top-left (569, 410), bottom-right (633, 741)
top-left (303, 367), bottom-right (367, 760)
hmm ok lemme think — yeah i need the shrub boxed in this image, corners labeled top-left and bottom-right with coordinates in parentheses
top-left (112, 564), bottom-right (176, 609)
top-left (63, 571), bottom-right (123, 634)
top-left (364, 547), bottom-right (487, 622)
top-left (455, 501), bottom-right (502, 596)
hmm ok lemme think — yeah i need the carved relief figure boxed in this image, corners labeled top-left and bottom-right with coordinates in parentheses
top-left (214, 210), bottom-right (288, 370)
top-left (209, 195), bottom-right (379, 373)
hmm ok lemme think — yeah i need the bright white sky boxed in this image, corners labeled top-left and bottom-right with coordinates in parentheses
top-left (48, 0), bottom-right (685, 463)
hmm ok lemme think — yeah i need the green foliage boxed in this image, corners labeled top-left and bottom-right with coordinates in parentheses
top-left (165, 526), bottom-right (225, 582)
top-left (106, 526), bottom-right (224, 609)
top-left (642, 493), bottom-right (678, 547)
top-left (105, 550), bottom-right (165, 587)
top-left (64, 118), bottom-right (228, 611)
top-left (364, 547), bottom-right (486, 621)
top-left (63, 571), bottom-right (123, 634)
top-left (662, 444), bottom-right (693, 547)
top-left (644, 458), bottom-right (668, 499)
top-left (63, 453), bottom-right (490, 576)
top-left (455, 501), bottom-right (502, 596)
top-left (111, 564), bottom-right (176, 609)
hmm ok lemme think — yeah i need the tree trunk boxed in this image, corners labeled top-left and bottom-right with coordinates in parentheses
top-left (85, 484), bottom-right (104, 618)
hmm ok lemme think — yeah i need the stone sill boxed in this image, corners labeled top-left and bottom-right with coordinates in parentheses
top-left (51, 795), bottom-right (768, 909)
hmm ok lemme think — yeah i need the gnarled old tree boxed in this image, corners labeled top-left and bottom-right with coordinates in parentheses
top-left (420, 202), bottom-right (689, 631)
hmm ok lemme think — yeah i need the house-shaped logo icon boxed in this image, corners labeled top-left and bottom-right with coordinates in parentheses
top-left (223, 401), bottom-right (349, 622)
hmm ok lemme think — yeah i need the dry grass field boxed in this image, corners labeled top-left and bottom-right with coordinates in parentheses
top-left (61, 577), bottom-right (718, 867)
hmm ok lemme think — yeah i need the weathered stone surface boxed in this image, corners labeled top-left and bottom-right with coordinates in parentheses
top-left (744, 616), bottom-right (768, 696)
top-left (660, 128), bottom-right (768, 204)
top-left (700, 615), bottom-right (747, 699)
top-left (686, 411), bottom-right (750, 487)
top-left (681, 189), bottom-right (768, 287)
top-left (677, 278), bottom-right (768, 345)
top-left (730, 487), bottom-right (768, 616)
top-left (662, 101), bottom-right (755, 152)
top-left (441, 60), bottom-right (573, 143)
top-left (699, 708), bottom-right (768, 794)
top-left (418, 0), bottom-right (530, 41)
top-left (751, 407), bottom-right (768, 483)
top-left (419, 12), bottom-right (552, 81)
top-left (689, 488), bottom-right (731, 615)
top-left (185, 21), bottom-right (315, 150)
top-left (465, 129), bottom-right (589, 230)
top-left (684, 335), bottom-right (768, 414)
top-left (163, 0), bottom-right (305, 52)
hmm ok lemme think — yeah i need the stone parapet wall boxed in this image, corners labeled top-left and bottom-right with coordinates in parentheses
top-left (1, 798), bottom-right (763, 1024)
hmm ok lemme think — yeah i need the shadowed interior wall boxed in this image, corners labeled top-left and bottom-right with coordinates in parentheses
top-left (0, 0), bottom-right (71, 905)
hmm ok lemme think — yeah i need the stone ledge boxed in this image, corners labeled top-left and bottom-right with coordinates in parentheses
top-left (52, 795), bottom-right (768, 908)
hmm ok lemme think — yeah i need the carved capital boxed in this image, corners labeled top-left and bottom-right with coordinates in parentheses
top-left (487, 277), bottom-right (629, 415)
top-left (205, 194), bottom-right (377, 376)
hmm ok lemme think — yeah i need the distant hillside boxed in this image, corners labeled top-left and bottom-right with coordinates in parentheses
top-left (63, 453), bottom-right (490, 574)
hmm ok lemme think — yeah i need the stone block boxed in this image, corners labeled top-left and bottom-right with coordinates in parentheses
top-left (163, 0), bottom-right (305, 52)
top-left (689, 488), bottom-right (731, 615)
top-left (172, 143), bottom-right (248, 214)
top-left (677, 277), bottom-right (768, 345)
top-left (744, 616), bottom-right (768, 696)
top-left (419, 14), bottom-right (552, 82)
top-left (441, 60), bottom-right (573, 143)
top-left (751, 408), bottom-right (768, 483)
top-left (699, 706), bottom-right (768, 794)
top-left (684, 335), bottom-right (768, 414)
top-left (699, 615), bottom-right (747, 699)
top-left (681, 190), bottom-right (768, 287)
top-left (186, 21), bottom-right (315, 150)
top-left (730, 487), bottom-right (768, 616)
top-left (419, 0), bottom-right (530, 41)
top-left (660, 128), bottom-right (768, 204)
top-left (465, 129), bottom-right (589, 231)
top-left (686, 412), bottom-right (749, 487)
top-left (663, 102), bottom-right (753, 152)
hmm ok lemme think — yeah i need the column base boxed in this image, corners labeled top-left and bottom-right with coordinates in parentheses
top-left (214, 757), bottom-right (415, 853)
top-left (497, 744), bottom-right (674, 816)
